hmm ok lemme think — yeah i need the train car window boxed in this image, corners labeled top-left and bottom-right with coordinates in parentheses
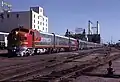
top-left (36, 31), bottom-right (41, 37)
top-left (40, 33), bottom-right (44, 37)
top-left (34, 32), bottom-right (37, 37)
top-left (30, 31), bottom-right (33, 35)
top-left (33, 31), bottom-right (39, 37)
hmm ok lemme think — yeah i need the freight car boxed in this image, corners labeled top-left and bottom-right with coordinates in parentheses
top-left (7, 27), bottom-right (103, 57)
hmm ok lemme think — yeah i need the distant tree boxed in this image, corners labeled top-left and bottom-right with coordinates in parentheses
top-left (65, 29), bottom-right (69, 37)
top-left (64, 29), bottom-right (87, 41)
top-left (82, 29), bottom-right (86, 35)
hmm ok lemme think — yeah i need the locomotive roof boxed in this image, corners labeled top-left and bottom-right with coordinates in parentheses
top-left (38, 31), bottom-right (76, 40)
top-left (55, 34), bottom-right (69, 39)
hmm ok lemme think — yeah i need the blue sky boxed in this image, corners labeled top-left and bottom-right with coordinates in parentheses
top-left (7, 0), bottom-right (120, 43)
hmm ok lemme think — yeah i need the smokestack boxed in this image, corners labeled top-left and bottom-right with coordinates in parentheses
top-left (96, 21), bottom-right (99, 34)
top-left (88, 20), bottom-right (91, 34)
top-left (96, 21), bottom-right (100, 34)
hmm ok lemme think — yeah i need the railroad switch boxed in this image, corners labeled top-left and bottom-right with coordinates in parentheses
top-left (107, 61), bottom-right (115, 75)
top-left (51, 70), bottom-right (56, 74)
top-left (48, 59), bottom-right (55, 62)
top-left (53, 57), bottom-right (56, 59)
top-left (107, 67), bottom-right (114, 75)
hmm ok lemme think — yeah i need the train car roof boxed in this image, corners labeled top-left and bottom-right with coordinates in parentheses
top-left (79, 40), bottom-right (87, 43)
top-left (55, 34), bottom-right (69, 39)
top-left (39, 31), bottom-right (69, 39)
top-left (55, 34), bottom-right (76, 40)
top-left (70, 38), bottom-right (76, 40)
top-left (32, 29), bottom-right (76, 40)
top-left (39, 31), bottom-right (53, 36)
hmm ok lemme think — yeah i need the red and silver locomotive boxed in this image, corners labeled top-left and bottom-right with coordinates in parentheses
top-left (7, 27), bottom-right (103, 57)
top-left (7, 27), bottom-right (78, 57)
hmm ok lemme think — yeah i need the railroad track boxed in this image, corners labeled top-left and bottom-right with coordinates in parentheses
top-left (0, 47), bottom-right (115, 82)
top-left (26, 52), bottom-right (120, 82)
top-left (56, 52), bottom-right (120, 82)
top-left (0, 48), bottom-right (105, 81)
top-left (0, 51), bottom-right (89, 81)
top-left (0, 50), bottom-right (79, 71)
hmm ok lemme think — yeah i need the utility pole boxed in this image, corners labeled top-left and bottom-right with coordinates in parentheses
top-left (111, 36), bottom-right (113, 44)
top-left (88, 20), bottom-right (91, 34)
top-left (96, 21), bottom-right (98, 34)
top-left (88, 20), bottom-right (93, 34)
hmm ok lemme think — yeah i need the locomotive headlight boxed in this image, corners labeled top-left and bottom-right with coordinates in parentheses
top-left (25, 34), bottom-right (27, 37)
top-left (16, 31), bottom-right (18, 35)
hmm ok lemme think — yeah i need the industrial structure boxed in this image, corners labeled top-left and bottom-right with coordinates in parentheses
top-left (0, 1), bottom-right (49, 48)
top-left (7, 27), bottom-right (103, 57)
top-left (87, 20), bottom-right (101, 43)
top-left (0, 0), bottom-right (11, 48)
top-left (0, 6), bottom-right (48, 33)
top-left (65, 20), bottom-right (101, 43)
top-left (0, 0), bottom-right (12, 13)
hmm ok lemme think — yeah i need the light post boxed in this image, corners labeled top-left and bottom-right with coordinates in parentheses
top-left (68, 32), bottom-right (70, 51)
top-left (52, 33), bottom-right (55, 49)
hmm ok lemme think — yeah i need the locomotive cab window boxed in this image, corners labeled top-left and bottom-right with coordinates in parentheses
top-left (30, 31), bottom-right (33, 35)
top-left (20, 37), bottom-right (27, 41)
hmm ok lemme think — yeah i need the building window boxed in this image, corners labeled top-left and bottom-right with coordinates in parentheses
top-left (43, 23), bottom-right (44, 26)
top-left (38, 16), bottom-right (39, 19)
top-left (34, 25), bottom-right (35, 28)
top-left (46, 19), bottom-right (47, 22)
top-left (34, 15), bottom-right (35, 18)
top-left (40, 9), bottom-right (42, 12)
top-left (38, 21), bottom-right (39, 24)
top-left (0, 13), bottom-right (4, 19)
top-left (46, 28), bottom-right (47, 31)
top-left (43, 27), bottom-right (44, 30)
top-left (43, 18), bottom-right (44, 21)
top-left (34, 20), bottom-right (35, 23)
top-left (16, 14), bottom-right (19, 18)
top-left (7, 14), bottom-right (9, 18)
top-left (46, 24), bottom-right (47, 26)
top-left (38, 26), bottom-right (39, 29)
top-left (40, 22), bottom-right (42, 25)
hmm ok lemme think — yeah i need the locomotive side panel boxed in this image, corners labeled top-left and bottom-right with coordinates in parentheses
top-left (57, 37), bottom-right (69, 48)
top-left (55, 35), bottom-right (69, 48)
top-left (34, 33), bottom-right (53, 48)
top-left (70, 39), bottom-right (77, 47)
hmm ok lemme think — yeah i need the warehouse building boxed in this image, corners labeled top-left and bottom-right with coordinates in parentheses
top-left (0, 6), bottom-right (48, 33)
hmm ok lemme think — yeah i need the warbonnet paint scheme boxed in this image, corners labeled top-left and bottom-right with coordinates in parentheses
top-left (7, 27), bottom-right (103, 57)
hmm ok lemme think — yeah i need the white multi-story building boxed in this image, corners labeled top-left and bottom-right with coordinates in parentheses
top-left (0, 6), bottom-right (48, 33)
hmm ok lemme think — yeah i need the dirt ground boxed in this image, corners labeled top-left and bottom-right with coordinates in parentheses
top-left (75, 55), bottom-right (120, 82)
